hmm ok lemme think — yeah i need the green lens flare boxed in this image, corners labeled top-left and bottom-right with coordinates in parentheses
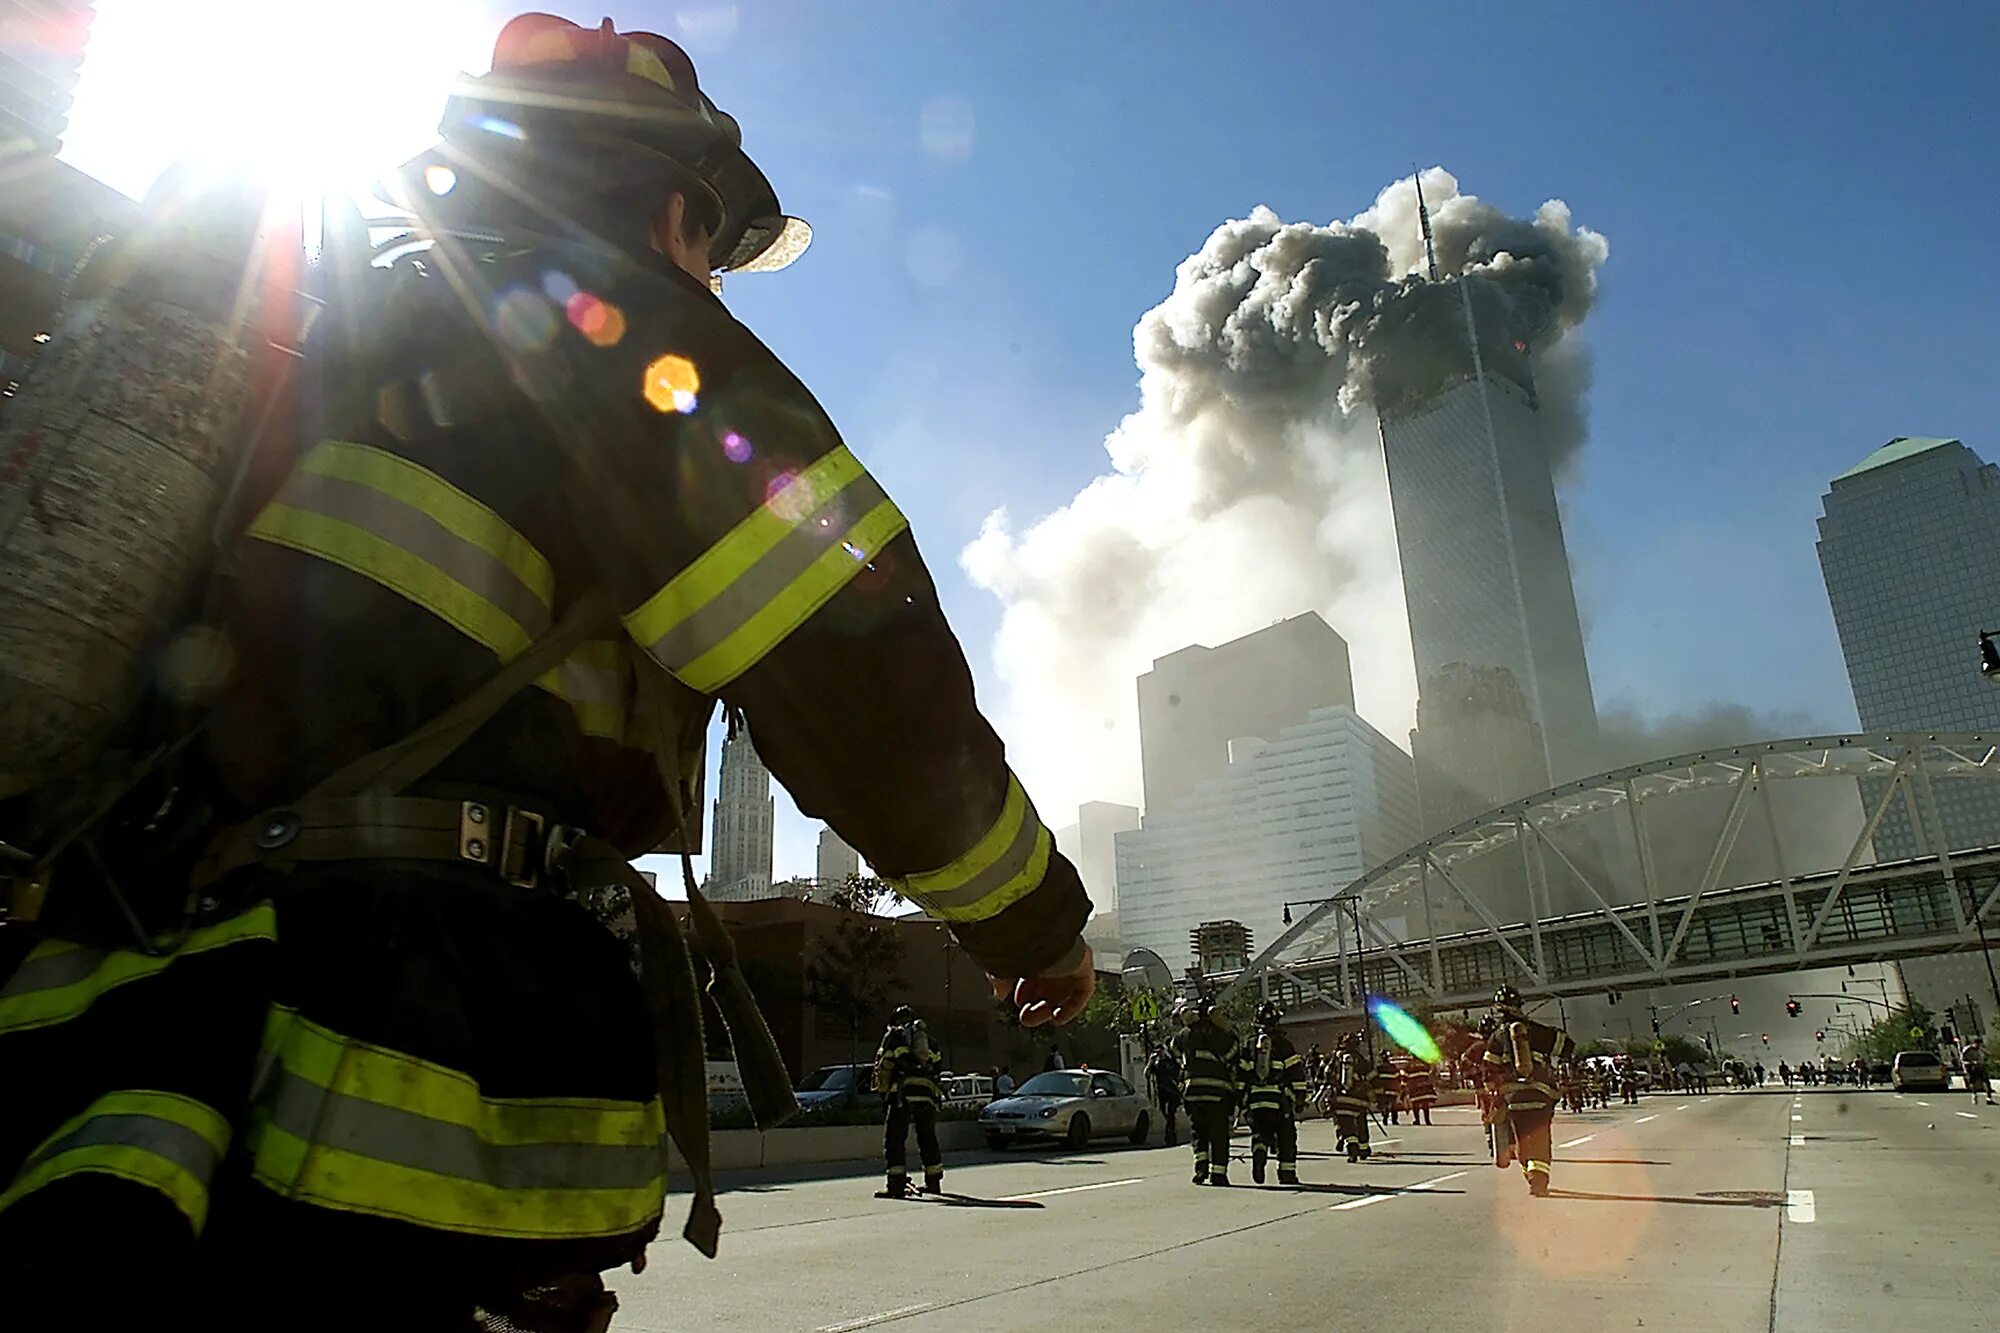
top-left (1368, 996), bottom-right (1441, 1064)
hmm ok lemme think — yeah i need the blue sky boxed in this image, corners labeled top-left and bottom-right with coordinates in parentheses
top-left (63, 2), bottom-right (2000, 881)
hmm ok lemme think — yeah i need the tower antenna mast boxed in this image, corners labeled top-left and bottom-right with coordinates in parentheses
top-left (1414, 167), bottom-right (1441, 283)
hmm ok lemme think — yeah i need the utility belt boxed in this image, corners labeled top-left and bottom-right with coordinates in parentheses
top-left (192, 794), bottom-right (582, 894)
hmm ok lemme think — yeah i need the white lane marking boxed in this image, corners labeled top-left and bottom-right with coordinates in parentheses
top-left (1957, 1111), bottom-right (1979, 1120)
top-left (1329, 1170), bottom-right (1466, 1211)
top-left (1373, 1138), bottom-right (1402, 1147)
top-left (1791, 1114), bottom-right (1803, 1121)
top-left (1559, 1134), bottom-right (1596, 1149)
top-left (1634, 1114), bottom-right (1658, 1124)
top-left (818, 1305), bottom-right (938, 1332)
top-left (1789, 1135), bottom-right (1805, 1146)
top-left (1000, 1177), bottom-right (1142, 1201)
top-left (1916, 1100), bottom-right (1932, 1107)
top-left (1785, 1189), bottom-right (1816, 1223)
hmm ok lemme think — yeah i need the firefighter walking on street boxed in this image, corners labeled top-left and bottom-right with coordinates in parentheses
top-left (1235, 1001), bottom-right (1303, 1186)
top-left (1173, 996), bottom-right (1238, 1185)
top-left (1480, 985), bottom-right (1573, 1198)
top-left (1330, 1033), bottom-right (1375, 1163)
top-left (876, 1006), bottom-right (945, 1197)
top-left (1403, 1058), bottom-right (1437, 1126)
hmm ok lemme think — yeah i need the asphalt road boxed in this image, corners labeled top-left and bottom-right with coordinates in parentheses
top-left (610, 1085), bottom-right (2000, 1332)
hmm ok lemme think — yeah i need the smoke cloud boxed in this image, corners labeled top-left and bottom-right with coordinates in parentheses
top-left (962, 170), bottom-right (1609, 822)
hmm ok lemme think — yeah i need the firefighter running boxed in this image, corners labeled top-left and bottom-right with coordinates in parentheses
top-left (1480, 985), bottom-right (1574, 1198)
top-left (1235, 1001), bottom-right (1303, 1186)
top-left (1173, 996), bottom-right (1238, 1185)
top-left (876, 1006), bottom-right (945, 1197)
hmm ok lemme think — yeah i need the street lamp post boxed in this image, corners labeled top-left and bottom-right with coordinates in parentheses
top-left (1281, 895), bottom-right (1373, 1064)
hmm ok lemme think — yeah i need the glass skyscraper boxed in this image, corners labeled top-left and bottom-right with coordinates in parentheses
top-left (1816, 435), bottom-right (2000, 1021)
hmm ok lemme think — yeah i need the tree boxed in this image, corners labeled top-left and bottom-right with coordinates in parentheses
top-left (1838, 1003), bottom-right (1937, 1065)
top-left (802, 912), bottom-right (907, 1070)
top-left (824, 873), bottom-right (905, 916)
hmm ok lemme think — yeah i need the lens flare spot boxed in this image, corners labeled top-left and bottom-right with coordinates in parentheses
top-left (722, 431), bottom-right (752, 463)
top-left (765, 469), bottom-right (817, 523)
top-left (841, 540), bottom-right (865, 561)
top-left (1368, 995), bottom-right (1442, 1064)
top-left (476, 115), bottom-right (526, 140)
top-left (566, 291), bottom-right (626, 347)
top-left (642, 353), bottom-right (701, 414)
top-left (541, 270), bottom-right (580, 305)
top-left (423, 164), bottom-right (457, 195)
top-left (494, 288), bottom-right (558, 353)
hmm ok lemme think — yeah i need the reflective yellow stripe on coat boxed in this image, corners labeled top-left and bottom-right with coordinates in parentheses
top-left (0, 904), bottom-right (278, 1035)
top-left (246, 1006), bottom-right (667, 1240)
top-left (883, 773), bottom-right (1052, 925)
top-left (0, 1090), bottom-right (230, 1233)
top-left (248, 440), bottom-right (631, 741)
top-left (624, 445), bottom-right (908, 693)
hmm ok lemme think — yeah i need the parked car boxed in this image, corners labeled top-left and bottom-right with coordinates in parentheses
top-left (794, 1063), bottom-right (882, 1112)
top-left (978, 1069), bottom-right (1152, 1149)
top-left (1891, 1050), bottom-right (1950, 1092)
top-left (941, 1073), bottom-right (994, 1111)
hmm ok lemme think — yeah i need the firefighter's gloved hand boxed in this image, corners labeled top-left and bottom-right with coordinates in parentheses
top-left (990, 939), bottom-right (1095, 1027)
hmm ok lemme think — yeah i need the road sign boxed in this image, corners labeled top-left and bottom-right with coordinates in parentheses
top-left (1130, 991), bottom-right (1161, 1024)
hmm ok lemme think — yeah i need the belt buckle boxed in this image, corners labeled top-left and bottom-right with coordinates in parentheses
top-left (500, 807), bottom-right (545, 889)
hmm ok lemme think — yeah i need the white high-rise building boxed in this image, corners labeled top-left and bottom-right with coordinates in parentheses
top-left (815, 826), bottom-right (860, 886)
top-left (705, 727), bottom-right (774, 901)
top-left (1115, 705), bottom-right (1422, 976)
top-left (1816, 435), bottom-right (2000, 1020)
top-left (1377, 311), bottom-right (1599, 831)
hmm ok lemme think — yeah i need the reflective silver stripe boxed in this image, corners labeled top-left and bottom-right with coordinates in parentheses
top-left (25, 1112), bottom-right (223, 1183)
top-left (0, 944), bottom-right (101, 998)
top-left (282, 471), bottom-right (552, 641)
top-left (641, 472), bottom-right (891, 669)
top-left (265, 1071), bottom-right (662, 1192)
top-left (904, 810), bottom-right (1044, 913)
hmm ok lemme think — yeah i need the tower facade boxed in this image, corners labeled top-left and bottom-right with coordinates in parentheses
top-left (706, 726), bottom-right (775, 901)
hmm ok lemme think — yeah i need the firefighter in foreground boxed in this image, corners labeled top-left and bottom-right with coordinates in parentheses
top-left (1236, 1001), bottom-right (1303, 1186)
top-left (1328, 1032), bottom-right (1375, 1163)
top-left (1173, 996), bottom-right (1238, 1185)
top-left (876, 1006), bottom-right (946, 1196)
top-left (1480, 985), bottom-right (1573, 1198)
top-left (0, 14), bottom-right (1094, 1328)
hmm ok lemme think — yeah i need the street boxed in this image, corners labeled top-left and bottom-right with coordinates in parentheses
top-left (611, 1086), bottom-right (2000, 1332)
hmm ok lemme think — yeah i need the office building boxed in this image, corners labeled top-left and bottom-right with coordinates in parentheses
top-left (1816, 435), bottom-right (2000, 1015)
top-left (2, 0), bottom-right (93, 157)
top-left (1137, 613), bottom-right (1354, 815)
top-left (1375, 284), bottom-right (1599, 829)
top-left (1115, 704), bottom-right (1422, 975)
top-left (815, 826), bottom-right (860, 886)
top-left (705, 726), bottom-right (775, 901)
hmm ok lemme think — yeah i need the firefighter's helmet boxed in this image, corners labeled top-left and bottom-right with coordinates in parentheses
top-left (1492, 984), bottom-right (1524, 1016)
top-left (892, 1005), bottom-right (916, 1026)
top-left (1254, 1000), bottom-right (1281, 1028)
top-left (407, 12), bottom-right (809, 275)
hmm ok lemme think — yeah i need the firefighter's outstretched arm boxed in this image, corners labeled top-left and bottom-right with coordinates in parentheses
top-left (572, 277), bottom-right (1093, 1017)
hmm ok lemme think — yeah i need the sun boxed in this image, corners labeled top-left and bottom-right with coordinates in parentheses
top-left (60, 0), bottom-right (497, 204)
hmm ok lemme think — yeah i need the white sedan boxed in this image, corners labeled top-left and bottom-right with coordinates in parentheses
top-left (978, 1069), bottom-right (1152, 1150)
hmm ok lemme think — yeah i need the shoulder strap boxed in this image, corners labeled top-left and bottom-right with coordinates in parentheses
top-left (302, 588), bottom-right (615, 801)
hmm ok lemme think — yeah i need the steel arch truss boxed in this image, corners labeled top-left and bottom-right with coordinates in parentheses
top-left (1224, 733), bottom-right (2000, 1015)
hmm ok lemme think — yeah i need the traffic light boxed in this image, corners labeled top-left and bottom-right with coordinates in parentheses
top-left (1815, 1029), bottom-right (1825, 1042)
top-left (1761, 1033), bottom-right (1770, 1045)
top-left (1785, 998), bottom-right (1802, 1019)
top-left (1729, 995), bottom-right (1740, 1015)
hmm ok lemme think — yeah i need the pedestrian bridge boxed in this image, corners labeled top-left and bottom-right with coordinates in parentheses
top-left (1218, 734), bottom-right (2000, 1017)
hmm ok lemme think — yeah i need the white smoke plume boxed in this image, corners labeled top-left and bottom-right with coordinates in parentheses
top-left (961, 169), bottom-right (1609, 823)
